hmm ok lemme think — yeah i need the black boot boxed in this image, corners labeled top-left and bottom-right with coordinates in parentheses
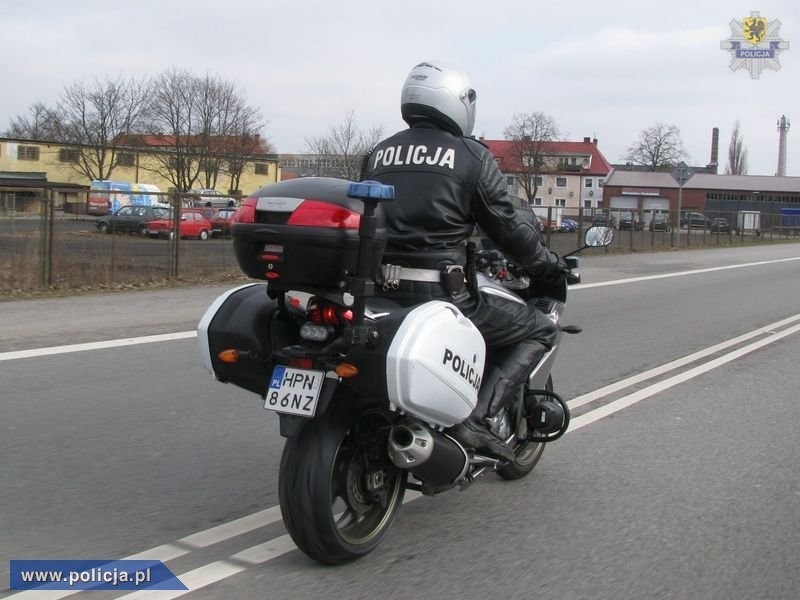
top-left (481, 339), bottom-right (549, 420)
top-left (449, 340), bottom-right (549, 461)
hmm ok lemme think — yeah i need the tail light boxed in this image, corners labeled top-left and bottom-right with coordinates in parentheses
top-left (308, 299), bottom-right (354, 326)
top-left (286, 200), bottom-right (360, 229)
top-left (234, 197), bottom-right (258, 223)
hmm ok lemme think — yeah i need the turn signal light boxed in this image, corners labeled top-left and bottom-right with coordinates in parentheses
top-left (335, 363), bottom-right (359, 378)
top-left (218, 349), bottom-right (240, 363)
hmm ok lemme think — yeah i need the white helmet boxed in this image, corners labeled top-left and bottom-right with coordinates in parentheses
top-left (400, 61), bottom-right (477, 137)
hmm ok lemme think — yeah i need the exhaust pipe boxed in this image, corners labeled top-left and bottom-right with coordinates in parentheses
top-left (388, 419), bottom-right (434, 467)
top-left (388, 418), bottom-right (469, 490)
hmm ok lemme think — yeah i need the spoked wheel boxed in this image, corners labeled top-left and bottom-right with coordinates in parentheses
top-left (279, 403), bottom-right (407, 565)
top-left (496, 375), bottom-right (553, 481)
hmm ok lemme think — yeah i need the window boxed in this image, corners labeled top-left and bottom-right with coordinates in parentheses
top-left (58, 148), bottom-right (80, 163)
top-left (254, 162), bottom-right (269, 175)
top-left (506, 176), bottom-right (515, 186)
top-left (18, 146), bottom-right (40, 161)
top-left (556, 177), bottom-right (567, 187)
top-left (598, 178), bottom-right (606, 187)
top-left (584, 178), bottom-right (593, 188)
top-left (555, 198), bottom-right (566, 207)
top-left (534, 175), bottom-right (543, 187)
top-left (533, 197), bottom-right (543, 206)
top-left (584, 200), bottom-right (593, 209)
top-left (117, 153), bottom-right (135, 167)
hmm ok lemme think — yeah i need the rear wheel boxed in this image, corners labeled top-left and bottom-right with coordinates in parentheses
top-left (98, 223), bottom-right (110, 234)
top-left (198, 229), bottom-right (209, 240)
top-left (496, 375), bottom-right (552, 481)
top-left (279, 403), bottom-right (406, 565)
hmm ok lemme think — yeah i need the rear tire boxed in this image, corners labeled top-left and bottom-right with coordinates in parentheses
top-left (98, 223), bottom-right (110, 234)
top-left (496, 375), bottom-right (553, 481)
top-left (279, 402), bottom-right (406, 565)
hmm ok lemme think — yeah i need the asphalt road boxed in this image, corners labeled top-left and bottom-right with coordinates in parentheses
top-left (1, 243), bottom-right (800, 599)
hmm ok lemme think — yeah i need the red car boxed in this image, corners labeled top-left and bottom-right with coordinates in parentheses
top-left (145, 210), bottom-right (212, 240)
top-left (209, 208), bottom-right (237, 238)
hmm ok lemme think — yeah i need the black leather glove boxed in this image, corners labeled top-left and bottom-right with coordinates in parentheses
top-left (541, 252), bottom-right (570, 284)
top-left (553, 252), bottom-right (570, 273)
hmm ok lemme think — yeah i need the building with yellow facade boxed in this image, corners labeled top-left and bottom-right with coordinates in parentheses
top-left (0, 136), bottom-right (281, 213)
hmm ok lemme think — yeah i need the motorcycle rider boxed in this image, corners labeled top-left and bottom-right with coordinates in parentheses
top-left (362, 61), bottom-right (569, 453)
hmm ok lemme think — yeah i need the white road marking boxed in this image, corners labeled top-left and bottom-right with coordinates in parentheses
top-left (570, 255), bottom-right (800, 290)
top-left (567, 312), bottom-right (800, 410)
top-left (570, 320), bottom-right (800, 431)
top-left (0, 331), bottom-right (196, 362)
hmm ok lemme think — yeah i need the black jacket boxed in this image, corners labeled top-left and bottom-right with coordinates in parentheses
top-left (363, 122), bottom-right (561, 278)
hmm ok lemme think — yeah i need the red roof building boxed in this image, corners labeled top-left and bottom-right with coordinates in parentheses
top-left (481, 137), bottom-right (612, 214)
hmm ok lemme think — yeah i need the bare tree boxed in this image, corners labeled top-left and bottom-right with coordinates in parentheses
top-left (143, 69), bottom-right (265, 193)
top-left (304, 110), bottom-right (383, 180)
top-left (4, 78), bottom-right (147, 181)
top-left (622, 123), bottom-right (687, 170)
top-left (502, 112), bottom-right (561, 203)
top-left (54, 77), bottom-right (150, 181)
top-left (5, 102), bottom-right (61, 139)
top-left (724, 120), bottom-right (748, 175)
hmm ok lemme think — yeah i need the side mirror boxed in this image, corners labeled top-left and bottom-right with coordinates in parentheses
top-left (584, 226), bottom-right (614, 247)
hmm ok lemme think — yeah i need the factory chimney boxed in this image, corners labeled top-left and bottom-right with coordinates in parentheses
top-left (709, 127), bottom-right (719, 173)
top-left (777, 115), bottom-right (790, 176)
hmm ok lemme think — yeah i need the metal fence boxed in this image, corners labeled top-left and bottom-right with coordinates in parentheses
top-left (0, 190), bottom-right (243, 292)
top-left (535, 206), bottom-right (800, 257)
top-left (1, 198), bottom-right (799, 293)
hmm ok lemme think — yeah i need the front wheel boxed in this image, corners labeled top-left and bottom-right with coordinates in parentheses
top-left (279, 403), bottom-right (407, 565)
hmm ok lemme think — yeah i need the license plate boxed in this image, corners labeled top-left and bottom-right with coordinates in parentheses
top-left (265, 366), bottom-right (324, 417)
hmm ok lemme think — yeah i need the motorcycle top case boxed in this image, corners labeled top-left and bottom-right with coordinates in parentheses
top-left (232, 177), bottom-right (387, 293)
top-left (385, 301), bottom-right (486, 428)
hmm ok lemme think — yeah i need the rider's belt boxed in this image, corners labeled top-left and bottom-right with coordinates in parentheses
top-left (381, 265), bottom-right (441, 290)
top-left (381, 264), bottom-right (465, 292)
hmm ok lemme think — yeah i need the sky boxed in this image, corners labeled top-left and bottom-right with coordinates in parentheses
top-left (1, 0), bottom-right (797, 176)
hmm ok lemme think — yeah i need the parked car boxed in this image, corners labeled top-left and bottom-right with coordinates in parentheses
top-left (680, 211), bottom-right (709, 229)
top-left (649, 213), bottom-right (672, 232)
top-left (96, 205), bottom-right (170, 235)
top-left (560, 218), bottom-right (578, 232)
top-left (187, 189), bottom-right (236, 209)
top-left (709, 217), bottom-right (731, 233)
top-left (210, 208), bottom-right (237, 238)
top-left (591, 212), bottom-right (617, 228)
top-left (144, 210), bottom-right (212, 240)
top-left (618, 211), bottom-right (643, 231)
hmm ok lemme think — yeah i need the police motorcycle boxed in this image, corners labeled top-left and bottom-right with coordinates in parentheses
top-left (197, 177), bottom-right (614, 565)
